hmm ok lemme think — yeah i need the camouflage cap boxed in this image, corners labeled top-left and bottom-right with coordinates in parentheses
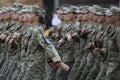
top-left (104, 8), bottom-right (120, 16)
top-left (110, 6), bottom-right (120, 11)
top-left (56, 7), bottom-right (64, 14)
top-left (1, 7), bottom-right (8, 13)
top-left (32, 5), bottom-right (46, 18)
top-left (78, 6), bottom-right (89, 14)
top-left (70, 6), bottom-right (80, 13)
top-left (104, 8), bottom-right (112, 16)
top-left (63, 7), bottom-right (72, 14)
top-left (110, 6), bottom-right (120, 16)
top-left (12, 3), bottom-right (24, 13)
top-left (22, 5), bottom-right (33, 13)
top-left (91, 5), bottom-right (104, 16)
top-left (0, 8), bottom-right (3, 14)
top-left (12, 3), bottom-right (23, 9)
top-left (56, 6), bottom-right (69, 14)
top-left (86, 6), bottom-right (93, 13)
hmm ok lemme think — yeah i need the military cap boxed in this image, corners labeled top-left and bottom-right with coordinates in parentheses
top-left (56, 7), bottom-right (64, 14)
top-left (79, 6), bottom-right (89, 14)
top-left (110, 6), bottom-right (120, 16)
top-left (104, 8), bottom-right (113, 16)
top-left (62, 7), bottom-right (72, 13)
top-left (12, 3), bottom-right (23, 9)
top-left (11, 3), bottom-right (24, 13)
top-left (17, 9), bottom-right (24, 14)
top-left (70, 6), bottom-right (80, 13)
top-left (104, 8), bottom-right (120, 16)
top-left (32, 5), bottom-right (46, 18)
top-left (0, 8), bottom-right (3, 14)
top-left (110, 6), bottom-right (120, 11)
top-left (1, 7), bottom-right (8, 13)
top-left (22, 5), bottom-right (33, 13)
top-left (86, 6), bottom-right (93, 13)
top-left (56, 6), bottom-right (68, 14)
top-left (91, 5), bottom-right (104, 16)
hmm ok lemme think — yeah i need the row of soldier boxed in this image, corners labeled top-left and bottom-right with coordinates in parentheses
top-left (47, 5), bottom-right (120, 80)
top-left (0, 3), bottom-right (70, 80)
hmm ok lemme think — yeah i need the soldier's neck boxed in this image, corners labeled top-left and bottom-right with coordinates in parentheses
top-left (12, 20), bottom-right (17, 23)
top-left (93, 21), bottom-right (98, 24)
top-left (114, 20), bottom-right (120, 26)
top-left (81, 20), bottom-right (86, 23)
top-left (15, 21), bottom-right (20, 24)
top-left (23, 22), bottom-right (29, 27)
top-left (81, 21), bottom-right (86, 24)
top-left (101, 22), bottom-right (106, 27)
top-left (72, 18), bottom-right (76, 21)
top-left (31, 21), bottom-right (39, 27)
top-left (109, 22), bottom-right (115, 26)
top-left (2, 20), bottom-right (7, 23)
top-left (6, 19), bottom-right (11, 23)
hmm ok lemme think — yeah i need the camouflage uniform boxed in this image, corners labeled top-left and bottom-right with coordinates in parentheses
top-left (22, 25), bottom-right (61, 80)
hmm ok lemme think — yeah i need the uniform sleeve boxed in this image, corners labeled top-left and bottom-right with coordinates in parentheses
top-left (36, 28), bottom-right (61, 63)
top-left (116, 29), bottom-right (120, 52)
top-left (67, 21), bottom-right (80, 35)
top-left (58, 37), bottom-right (65, 44)
top-left (101, 48), bottom-right (107, 54)
top-left (100, 38), bottom-right (108, 59)
top-left (24, 27), bottom-right (33, 40)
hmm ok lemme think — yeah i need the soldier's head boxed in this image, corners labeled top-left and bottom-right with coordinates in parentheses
top-left (110, 6), bottom-right (120, 22)
top-left (87, 6), bottom-right (94, 21)
top-left (18, 14), bottom-right (24, 23)
top-left (97, 10), bottom-right (106, 23)
top-left (70, 6), bottom-right (80, 20)
top-left (4, 7), bottom-right (13, 21)
top-left (105, 8), bottom-right (119, 24)
top-left (98, 15), bottom-right (106, 23)
top-left (11, 3), bottom-right (24, 21)
top-left (94, 8), bottom-right (106, 23)
top-left (59, 7), bottom-right (69, 21)
top-left (88, 13), bottom-right (94, 21)
top-left (12, 12), bottom-right (19, 20)
top-left (25, 5), bottom-right (46, 24)
top-left (63, 7), bottom-right (74, 21)
top-left (67, 12), bottom-right (75, 21)
top-left (56, 7), bottom-right (65, 21)
top-left (90, 5), bottom-right (103, 22)
top-left (82, 13), bottom-right (90, 21)
top-left (63, 13), bottom-right (69, 21)
top-left (2, 12), bottom-right (7, 21)
top-left (76, 13), bottom-right (83, 21)
top-left (58, 13), bottom-right (65, 21)
top-left (92, 14), bottom-right (99, 22)
top-left (0, 9), bottom-right (4, 21)
top-left (80, 6), bottom-right (90, 21)
top-left (17, 10), bottom-right (25, 23)
top-left (22, 13), bottom-right (29, 22)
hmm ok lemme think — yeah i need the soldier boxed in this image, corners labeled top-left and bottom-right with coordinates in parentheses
top-left (72, 6), bottom-right (92, 80)
top-left (67, 6), bottom-right (83, 80)
top-left (0, 4), bottom-right (24, 80)
top-left (92, 7), bottom-right (120, 80)
top-left (47, 7), bottom-right (67, 80)
top-left (55, 6), bottom-right (80, 80)
top-left (14, 5), bottom-right (69, 80)
top-left (104, 8), bottom-right (120, 80)
top-left (16, 5), bottom-right (34, 80)
top-left (84, 6), bottom-right (107, 80)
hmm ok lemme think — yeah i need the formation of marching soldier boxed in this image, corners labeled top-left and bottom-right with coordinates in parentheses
top-left (48, 5), bottom-right (120, 80)
top-left (0, 3), bottom-right (120, 80)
